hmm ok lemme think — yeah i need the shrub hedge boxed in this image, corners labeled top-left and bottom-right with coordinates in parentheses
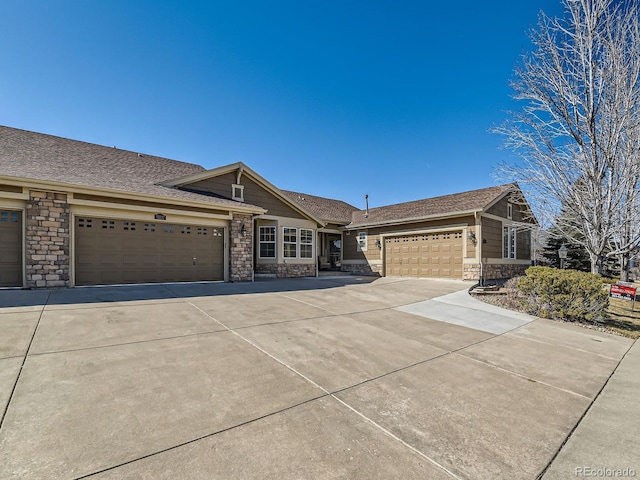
top-left (517, 266), bottom-right (609, 322)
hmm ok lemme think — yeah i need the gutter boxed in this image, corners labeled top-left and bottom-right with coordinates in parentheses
top-left (342, 209), bottom-right (482, 230)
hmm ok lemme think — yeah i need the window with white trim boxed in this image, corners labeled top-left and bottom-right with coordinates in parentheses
top-left (357, 231), bottom-right (367, 252)
top-left (300, 228), bottom-right (313, 259)
top-left (507, 202), bottom-right (513, 219)
top-left (232, 184), bottom-right (244, 202)
top-left (283, 227), bottom-right (297, 258)
top-left (259, 226), bottom-right (276, 258)
top-left (503, 226), bottom-right (516, 259)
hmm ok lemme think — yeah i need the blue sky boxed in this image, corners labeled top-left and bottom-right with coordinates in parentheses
top-left (1, 1), bottom-right (562, 209)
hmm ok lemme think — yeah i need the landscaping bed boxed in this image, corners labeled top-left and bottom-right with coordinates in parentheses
top-left (472, 272), bottom-right (640, 339)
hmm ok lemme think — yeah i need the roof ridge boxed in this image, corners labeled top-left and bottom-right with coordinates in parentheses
top-left (360, 183), bottom-right (515, 212)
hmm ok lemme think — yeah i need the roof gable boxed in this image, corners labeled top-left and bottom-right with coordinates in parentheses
top-left (163, 162), bottom-right (326, 225)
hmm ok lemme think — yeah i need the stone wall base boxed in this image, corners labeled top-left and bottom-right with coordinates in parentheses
top-left (255, 263), bottom-right (316, 278)
top-left (465, 263), bottom-right (530, 281)
top-left (341, 263), bottom-right (382, 276)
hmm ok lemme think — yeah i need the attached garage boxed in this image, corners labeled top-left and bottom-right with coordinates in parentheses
top-left (384, 230), bottom-right (463, 279)
top-left (0, 210), bottom-right (23, 287)
top-left (74, 217), bottom-right (225, 286)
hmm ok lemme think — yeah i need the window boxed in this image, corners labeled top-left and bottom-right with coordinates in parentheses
top-left (507, 202), bottom-right (513, 220)
top-left (357, 231), bottom-right (367, 252)
top-left (259, 226), bottom-right (276, 258)
top-left (300, 229), bottom-right (313, 259)
top-left (283, 227), bottom-right (297, 258)
top-left (0, 211), bottom-right (19, 223)
top-left (503, 226), bottom-right (517, 259)
top-left (232, 184), bottom-right (244, 202)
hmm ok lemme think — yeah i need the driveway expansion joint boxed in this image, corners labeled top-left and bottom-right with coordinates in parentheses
top-left (0, 291), bottom-right (50, 431)
top-left (185, 300), bottom-right (461, 480)
top-left (535, 339), bottom-right (637, 480)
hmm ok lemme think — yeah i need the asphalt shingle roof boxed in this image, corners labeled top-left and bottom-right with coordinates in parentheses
top-left (0, 126), bottom-right (259, 209)
top-left (348, 184), bottom-right (515, 227)
top-left (280, 190), bottom-right (358, 224)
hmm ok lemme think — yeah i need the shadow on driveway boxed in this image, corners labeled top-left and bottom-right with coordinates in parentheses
top-left (0, 276), bottom-right (380, 309)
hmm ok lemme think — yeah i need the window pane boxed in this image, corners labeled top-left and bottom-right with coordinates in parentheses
top-left (284, 243), bottom-right (297, 258)
top-left (283, 227), bottom-right (297, 243)
top-left (503, 227), bottom-right (509, 258)
top-left (260, 243), bottom-right (275, 258)
top-left (300, 244), bottom-right (312, 259)
top-left (300, 229), bottom-right (313, 244)
top-left (260, 226), bottom-right (275, 242)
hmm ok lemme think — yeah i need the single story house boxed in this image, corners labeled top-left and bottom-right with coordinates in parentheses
top-left (0, 126), bottom-right (535, 289)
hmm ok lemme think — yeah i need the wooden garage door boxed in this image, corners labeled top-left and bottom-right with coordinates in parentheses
top-left (0, 210), bottom-right (22, 287)
top-left (385, 231), bottom-right (463, 278)
top-left (75, 217), bottom-right (225, 286)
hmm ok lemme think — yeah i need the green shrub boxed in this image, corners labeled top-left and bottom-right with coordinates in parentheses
top-left (517, 266), bottom-right (609, 322)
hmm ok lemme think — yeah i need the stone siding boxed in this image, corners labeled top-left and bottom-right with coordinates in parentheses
top-left (255, 263), bottom-right (316, 278)
top-left (463, 263), bottom-right (481, 281)
top-left (25, 190), bottom-right (70, 288)
top-left (229, 214), bottom-right (253, 282)
top-left (481, 263), bottom-right (530, 280)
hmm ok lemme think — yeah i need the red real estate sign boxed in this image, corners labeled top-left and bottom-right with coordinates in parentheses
top-left (609, 284), bottom-right (637, 301)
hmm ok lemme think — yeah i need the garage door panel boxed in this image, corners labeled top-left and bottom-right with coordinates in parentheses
top-left (0, 210), bottom-right (22, 287)
top-left (385, 230), bottom-right (463, 279)
top-left (75, 217), bottom-right (225, 286)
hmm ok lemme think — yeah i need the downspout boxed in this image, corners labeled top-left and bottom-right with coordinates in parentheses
top-left (475, 211), bottom-right (484, 287)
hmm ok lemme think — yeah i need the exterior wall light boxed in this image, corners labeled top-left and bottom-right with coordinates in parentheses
top-left (375, 239), bottom-right (382, 249)
top-left (468, 231), bottom-right (477, 245)
top-left (241, 223), bottom-right (247, 237)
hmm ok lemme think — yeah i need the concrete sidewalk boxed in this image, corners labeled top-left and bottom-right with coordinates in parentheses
top-left (396, 289), bottom-right (536, 334)
top-left (543, 338), bottom-right (639, 479)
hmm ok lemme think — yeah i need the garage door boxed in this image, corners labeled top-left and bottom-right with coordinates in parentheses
top-left (0, 210), bottom-right (22, 287)
top-left (75, 217), bottom-right (225, 286)
top-left (385, 231), bottom-right (463, 278)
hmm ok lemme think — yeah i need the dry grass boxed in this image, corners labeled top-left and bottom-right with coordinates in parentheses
top-left (472, 279), bottom-right (640, 339)
top-left (604, 296), bottom-right (640, 338)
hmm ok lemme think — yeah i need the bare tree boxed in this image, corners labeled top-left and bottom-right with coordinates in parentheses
top-left (494, 0), bottom-right (640, 275)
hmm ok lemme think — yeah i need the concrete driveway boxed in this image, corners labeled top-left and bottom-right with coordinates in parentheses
top-left (0, 277), bottom-right (635, 479)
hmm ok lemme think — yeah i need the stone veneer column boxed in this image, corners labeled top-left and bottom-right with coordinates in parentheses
top-left (229, 213), bottom-right (253, 282)
top-left (25, 191), bottom-right (70, 288)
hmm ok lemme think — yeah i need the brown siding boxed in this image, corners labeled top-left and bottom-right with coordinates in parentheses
top-left (187, 174), bottom-right (305, 219)
top-left (73, 193), bottom-right (231, 216)
top-left (486, 196), bottom-right (527, 222)
top-left (482, 217), bottom-right (503, 259)
top-left (466, 224), bottom-right (478, 258)
top-left (342, 232), bottom-right (363, 260)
